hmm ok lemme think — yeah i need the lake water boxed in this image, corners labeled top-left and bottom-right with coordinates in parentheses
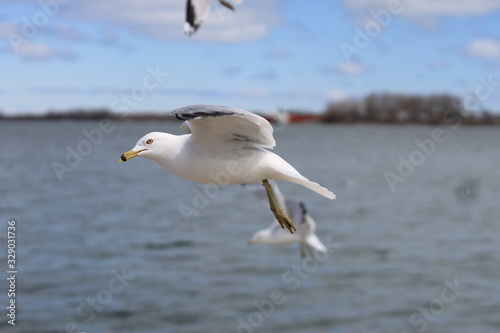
top-left (1, 121), bottom-right (499, 333)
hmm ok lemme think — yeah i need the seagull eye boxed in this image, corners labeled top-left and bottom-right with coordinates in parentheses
top-left (146, 139), bottom-right (154, 145)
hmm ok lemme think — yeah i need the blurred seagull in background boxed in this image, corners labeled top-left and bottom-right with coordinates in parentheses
top-left (185, 0), bottom-right (243, 36)
top-left (246, 181), bottom-right (328, 258)
top-left (119, 105), bottom-right (335, 233)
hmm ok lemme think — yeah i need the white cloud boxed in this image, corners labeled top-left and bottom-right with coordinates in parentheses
top-left (403, 0), bottom-right (500, 16)
top-left (332, 62), bottom-right (367, 75)
top-left (14, 42), bottom-right (54, 59)
top-left (264, 47), bottom-right (289, 58)
top-left (98, 27), bottom-right (119, 44)
top-left (44, 24), bottom-right (84, 42)
top-left (427, 60), bottom-right (448, 69)
top-left (3, 41), bottom-right (76, 61)
top-left (0, 22), bottom-right (16, 38)
top-left (0, 0), bottom-right (282, 42)
top-left (0, 17), bottom-right (77, 60)
top-left (251, 69), bottom-right (278, 80)
top-left (342, 0), bottom-right (500, 16)
top-left (223, 66), bottom-right (242, 75)
top-left (465, 38), bottom-right (500, 59)
top-left (194, 21), bottom-right (269, 42)
top-left (325, 90), bottom-right (348, 101)
top-left (59, 0), bottom-right (283, 42)
top-left (341, 0), bottom-right (500, 27)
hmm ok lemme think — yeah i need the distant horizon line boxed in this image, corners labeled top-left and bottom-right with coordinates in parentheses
top-left (2, 108), bottom-right (500, 126)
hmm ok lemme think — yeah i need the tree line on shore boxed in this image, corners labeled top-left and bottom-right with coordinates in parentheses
top-left (321, 92), bottom-right (499, 125)
top-left (1, 92), bottom-right (498, 125)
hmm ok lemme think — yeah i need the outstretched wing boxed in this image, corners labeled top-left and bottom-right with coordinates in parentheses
top-left (185, 0), bottom-right (243, 36)
top-left (171, 105), bottom-right (275, 151)
top-left (285, 199), bottom-right (308, 228)
top-left (185, 0), bottom-right (212, 35)
top-left (285, 199), bottom-right (328, 253)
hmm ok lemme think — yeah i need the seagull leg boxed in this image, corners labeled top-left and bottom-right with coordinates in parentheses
top-left (299, 243), bottom-right (306, 258)
top-left (262, 179), bottom-right (297, 233)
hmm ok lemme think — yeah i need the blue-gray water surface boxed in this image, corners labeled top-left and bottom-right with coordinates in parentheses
top-left (1, 121), bottom-right (499, 333)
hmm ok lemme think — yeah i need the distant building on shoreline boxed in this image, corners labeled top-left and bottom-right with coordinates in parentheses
top-left (1, 92), bottom-right (498, 125)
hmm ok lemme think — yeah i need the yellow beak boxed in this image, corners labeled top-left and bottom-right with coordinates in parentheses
top-left (119, 149), bottom-right (144, 163)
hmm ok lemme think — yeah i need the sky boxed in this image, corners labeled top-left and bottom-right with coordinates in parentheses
top-left (1, 0), bottom-right (500, 115)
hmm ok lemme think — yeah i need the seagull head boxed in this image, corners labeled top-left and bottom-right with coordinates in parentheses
top-left (119, 132), bottom-right (169, 163)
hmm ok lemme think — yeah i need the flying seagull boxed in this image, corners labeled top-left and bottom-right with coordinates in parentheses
top-left (245, 181), bottom-right (328, 258)
top-left (119, 105), bottom-right (335, 233)
top-left (185, 0), bottom-right (243, 36)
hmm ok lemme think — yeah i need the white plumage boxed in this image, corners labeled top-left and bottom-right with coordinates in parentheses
top-left (120, 105), bottom-right (334, 233)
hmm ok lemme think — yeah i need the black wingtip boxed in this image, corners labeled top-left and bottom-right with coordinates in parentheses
top-left (174, 110), bottom-right (237, 120)
top-left (299, 201), bottom-right (307, 223)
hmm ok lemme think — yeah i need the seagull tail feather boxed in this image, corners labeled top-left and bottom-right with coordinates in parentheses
top-left (289, 178), bottom-right (336, 200)
top-left (268, 153), bottom-right (335, 200)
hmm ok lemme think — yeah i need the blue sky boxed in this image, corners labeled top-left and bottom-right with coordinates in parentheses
top-left (1, 0), bottom-right (500, 115)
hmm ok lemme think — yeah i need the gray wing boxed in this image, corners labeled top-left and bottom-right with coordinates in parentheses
top-left (285, 199), bottom-right (313, 234)
top-left (286, 199), bottom-right (327, 253)
top-left (171, 105), bottom-right (275, 150)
